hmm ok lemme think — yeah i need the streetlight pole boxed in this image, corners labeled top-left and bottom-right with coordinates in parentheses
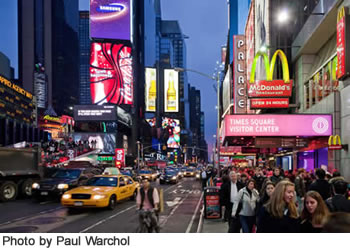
top-left (174, 67), bottom-right (221, 174)
top-left (136, 141), bottom-right (140, 170)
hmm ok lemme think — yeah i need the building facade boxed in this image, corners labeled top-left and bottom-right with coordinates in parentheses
top-left (79, 11), bottom-right (91, 105)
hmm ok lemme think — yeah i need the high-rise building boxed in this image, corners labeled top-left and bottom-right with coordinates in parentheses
top-left (79, 11), bottom-right (91, 105)
top-left (18, 0), bottom-right (79, 116)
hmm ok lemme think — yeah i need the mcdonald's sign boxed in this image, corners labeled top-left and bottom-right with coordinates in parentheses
top-left (248, 50), bottom-right (293, 98)
top-left (328, 135), bottom-right (342, 150)
top-left (336, 6), bottom-right (350, 80)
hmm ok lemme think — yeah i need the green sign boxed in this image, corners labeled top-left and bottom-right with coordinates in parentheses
top-left (98, 156), bottom-right (114, 162)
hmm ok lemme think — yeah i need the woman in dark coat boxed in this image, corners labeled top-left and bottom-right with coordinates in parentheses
top-left (257, 180), bottom-right (300, 233)
top-left (300, 191), bottom-right (329, 233)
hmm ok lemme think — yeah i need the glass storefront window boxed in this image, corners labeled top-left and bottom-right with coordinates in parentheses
top-left (314, 71), bottom-right (322, 102)
top-left (332, 56), bottom-right (339, 92)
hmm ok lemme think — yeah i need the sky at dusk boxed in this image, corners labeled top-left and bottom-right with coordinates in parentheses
top-left (0, 0), bottom-right (229, 160)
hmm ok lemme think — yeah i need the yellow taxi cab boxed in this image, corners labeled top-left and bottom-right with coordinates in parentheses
top-left (138, 169), bottom-right (157, 181)
top-left (61, 174), bottom-right (139, 210)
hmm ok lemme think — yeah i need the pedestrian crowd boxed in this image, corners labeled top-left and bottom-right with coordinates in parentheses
top-left (201, 165), bottom-right (350, 233)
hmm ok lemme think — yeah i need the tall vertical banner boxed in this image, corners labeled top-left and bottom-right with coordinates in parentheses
top-left (246, 0), bottom-right (255, 84)
top-left (337, 7), bottom-right (350, 80)
top-left (115, 148), bottom-right (125, 168)
top-left (90, 42), bottom-right (133, 105)
top-left (222, 68), bottom-right (231, 115)
top-left (164, 69), bottom-right (179, 113)
top-left (145, 68), bottom-right (157, 112)
top-left (233, 35), bottom-right (247, 114)
top-left (255, 0), bottom-right (270, 80)
top-left (33, 72), bottom-right (47, 109)
top-left (90, 0), bottom-right (131, 41)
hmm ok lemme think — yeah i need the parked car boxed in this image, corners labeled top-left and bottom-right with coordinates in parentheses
top-left (159, 170), bottom-right (179, 184)
top-left (32, 167), bottom-right (102, 200)
top-left (61, 174), bottom-right (139, 210)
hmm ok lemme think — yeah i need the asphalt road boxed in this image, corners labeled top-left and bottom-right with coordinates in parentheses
top-left (0, 177), bottom-right (202, 233)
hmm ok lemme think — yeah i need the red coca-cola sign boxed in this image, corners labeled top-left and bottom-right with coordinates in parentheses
top-left (248, 80), bottom-right (292, 97)
top-left (115, 148), bottom-right (125, 168)
top-left (90, 42), bottom-right (133, 105)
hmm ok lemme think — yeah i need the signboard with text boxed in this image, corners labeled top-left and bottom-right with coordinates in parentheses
top-left (115, 148), bottom-right (125, 168)
top-left (224, 114), bottom-right (332, 137)
top-left (74, 105), bottom-right (116, 121)
top-left (233, 35), bottom-right (247, 114)
top-left (336, 7), bottom-right (350, 80)
top-left (250, 98), bottom-right (289, 108)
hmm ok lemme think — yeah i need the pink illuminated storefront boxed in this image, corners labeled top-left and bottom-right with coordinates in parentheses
top-left (222, 114), bottom-right (333, 171)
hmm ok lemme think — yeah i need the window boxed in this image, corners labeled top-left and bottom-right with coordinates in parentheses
top-left (304, 81), bottom-right (310, 109)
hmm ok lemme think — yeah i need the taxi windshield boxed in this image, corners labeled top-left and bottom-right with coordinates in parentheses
top-left (86, 177), bottom-right (118, 187)
top-left (140, 170), bottom-right (151, 174)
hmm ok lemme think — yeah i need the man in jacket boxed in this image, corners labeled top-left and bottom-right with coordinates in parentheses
top-left (136, 179), bottom-right (160, 232)
top-left (269, 168), bottom-right (284, 185)
top-left (252, 167), bottom-right (265, 192)
top-left (326, 180), bottom-right (350, 212)
top-left (219, 171), bottom-right (244, 233)
top-left (308, 168), bottom-right (331, 200)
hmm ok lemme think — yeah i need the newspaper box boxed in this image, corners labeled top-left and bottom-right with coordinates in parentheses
top-left (204, 186), bottom-right (221, 219)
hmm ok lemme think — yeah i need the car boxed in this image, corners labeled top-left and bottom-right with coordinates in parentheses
top-left (184, 167), bottom-right (195, 177)
top-left (32, 167), bottom-right (102, 200)
top-left (138, 169), bottom-right (157, 181)
top-left (159, 170), bottom-right (179, 184)
top-left (120, 169), bottom-right (138, 180)
top-left (61, 174), bottom-right (139, 210)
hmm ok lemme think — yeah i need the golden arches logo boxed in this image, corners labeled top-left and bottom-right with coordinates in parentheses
top-left (249, 49), bottom-right (290, 83)
top-left (328, 135), bottom-right (341, 146)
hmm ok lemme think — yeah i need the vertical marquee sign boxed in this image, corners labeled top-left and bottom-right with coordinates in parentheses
top-left (337, 7), bottom-right (350, 80)
top-left (233, 35), bottom-right (247, 114)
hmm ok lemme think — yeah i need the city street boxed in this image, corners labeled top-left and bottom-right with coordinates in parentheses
top-left (0, 178), bottom-right (202, 233)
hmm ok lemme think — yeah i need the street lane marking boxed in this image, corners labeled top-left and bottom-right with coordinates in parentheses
top-left (185, 193), bottom-right (203, 233)
top-left (159, 193), bottom-right (190, 228)
top-left (0, 207), bottom-right (63, 227)
top-left (79, 205), bottom-right (136, 233)
top-left (166, 197), bottom-right (181, 207)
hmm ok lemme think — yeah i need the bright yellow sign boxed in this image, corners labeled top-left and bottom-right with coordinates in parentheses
top-left (328, 134), bottom-right (342, 150)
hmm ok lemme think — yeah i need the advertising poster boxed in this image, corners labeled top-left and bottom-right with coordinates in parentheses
top-left (145, 68), bottom-right (157, 112)
top-left (222, 68), bottom-right (231, 115)
top-left (164, 69), bottom-right (179, 113)
top-left (245, 0), bottom-right (255, 84)
top-left (115, 148), bottom-right (125, 168)
top-left (162, 117), bottom-right (180, 148)
top-left (90, 0), bottom-right (131, 41)
top-left (90, 42), bottom-right (133, 105)
top-left (33, 72), bottom-right (47, 109)
top-left (255, 0), bottom-right (269, 80)
top-left (205, 195), bottom-right (221, 219)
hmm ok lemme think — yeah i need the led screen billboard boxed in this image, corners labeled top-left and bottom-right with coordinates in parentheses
top-left (145, 68), bottom-right (157, 112)
top-left (74, 105), bottom-right (116, 121)
top-left (90, 0), bottom-right (131, 41)
top-left (72, 133), bottom-right (116, 155)
top-left (90, 42), bottom-right (133, 105)
top-left (162, 117), bottom-right (180, 148)
top-left (164, 69), bottom-right (179, 113)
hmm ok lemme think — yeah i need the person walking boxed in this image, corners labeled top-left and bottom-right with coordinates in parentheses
top-left (253, 167), bottom-right (266, 193)
top-left (300, 191), bottom-right (329, 233)
top-left (308, 168), bottom-right (331, 200)
top-left (269, 168), bottom-right (284, 185)
top-left (256, 181), bottom-right (275, 227)
top-left (325, 180), bottom-right (350, 213)
top-left (220, 171), bottom-right (244, 232)
top-left (295, 168), bottom-right (306, 212)
top-left (200, 168), bottom-right (208, 190)
top-left (231, 179), bottom-right (259, 233)
top-left (257, 180), bottom-right (300, 233)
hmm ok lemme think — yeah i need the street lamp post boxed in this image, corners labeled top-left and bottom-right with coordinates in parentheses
top-left (174, 67), bottom-right (221, 174)
top-left (136, 141), bottom-right (141, 170)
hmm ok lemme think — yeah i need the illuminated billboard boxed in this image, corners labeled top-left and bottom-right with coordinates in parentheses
top-left (74, 105), bottom-right (116, 121)
top-left (73, 133), bottom-right (116, 154)
top-left (90, 0), bottom-right (131, 41)
top-left (33, 72), bottom-right (47, 109)
top-left (162, 117), bottom-right (180, 148)
top-left (90, 42), bottom-right (133, 105)
top-left (145, 68), bottom-right (157, 112)
top-left (164, 69), bottom-right (179, 113)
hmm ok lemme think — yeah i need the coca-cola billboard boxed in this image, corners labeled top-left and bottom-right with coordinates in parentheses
top-left (90, 42), bottom-right (133, 105)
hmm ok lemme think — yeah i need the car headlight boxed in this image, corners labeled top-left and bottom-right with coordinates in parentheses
top-left (160, 176), bottom-right (164, 179)
top-left (93, 194), bottom-right (107, 200)
top-left (171, 176), bottom-right (176, 180)
top-left (57, 184), bottom-right (69, 190)
top-left (32, 183), bottom-right (40, 189)
top-left (196, 174), bottom-right (200, 178)
top-left (62, 194), bottom-right (71, 199)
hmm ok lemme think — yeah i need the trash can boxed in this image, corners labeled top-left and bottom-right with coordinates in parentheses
top-left (204, 186), bottom-right (221, 219)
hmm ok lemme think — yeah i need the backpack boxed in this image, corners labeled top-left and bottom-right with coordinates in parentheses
top-left (201, 171), bottom-right (207, 179)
